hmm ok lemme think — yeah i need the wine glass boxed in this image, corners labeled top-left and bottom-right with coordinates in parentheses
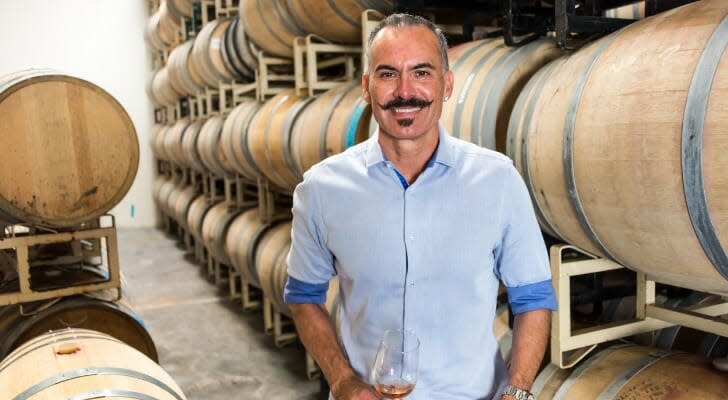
top-left (371, 329), bottom-right (419, 399)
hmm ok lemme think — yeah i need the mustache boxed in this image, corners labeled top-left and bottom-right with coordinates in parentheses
top-left (378, 97), bottom-right (433, 110)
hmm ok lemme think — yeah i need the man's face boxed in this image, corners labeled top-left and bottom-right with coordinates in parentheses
top-left (362, 25), bottom-right (454, 143)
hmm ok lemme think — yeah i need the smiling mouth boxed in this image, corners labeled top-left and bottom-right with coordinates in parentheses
top-left (392, 107), bottom-right (422, 113)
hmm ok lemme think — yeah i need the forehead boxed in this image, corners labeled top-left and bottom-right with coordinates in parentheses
top-left (369, 25), bottom-right (441, 68)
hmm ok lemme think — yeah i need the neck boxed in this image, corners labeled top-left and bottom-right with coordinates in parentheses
top-left (379, 128), bottom-right (439, 185)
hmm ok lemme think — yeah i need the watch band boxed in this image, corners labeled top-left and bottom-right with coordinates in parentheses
top-left (503, 384), bottom-right (535, 400)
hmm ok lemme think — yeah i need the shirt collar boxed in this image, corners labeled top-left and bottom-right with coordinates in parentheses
top-left (364, 122), bottom-right (456, 169)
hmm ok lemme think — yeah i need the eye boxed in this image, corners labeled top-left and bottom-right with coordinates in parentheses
top-left (414, 70), bottom-right (431, 78)
top-left (378, 71), bottom-right (397, 79)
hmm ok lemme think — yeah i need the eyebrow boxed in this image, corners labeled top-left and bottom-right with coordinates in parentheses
top-left (374, 62), bottom-right (436, 72)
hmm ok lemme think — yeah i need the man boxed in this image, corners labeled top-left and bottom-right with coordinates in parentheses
top-left (284, 13), bottom-right (556, 400)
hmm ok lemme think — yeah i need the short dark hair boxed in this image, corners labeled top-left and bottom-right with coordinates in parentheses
top-left (366, 13), bottom-right (449, 72)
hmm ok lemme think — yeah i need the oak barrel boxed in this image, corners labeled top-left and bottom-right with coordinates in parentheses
top-left (224, 16), bottom-right (258, 82)
top-left (284, 0), bottom-right (393, 44)
top-left (201, 201), bottom-right (246, 266)
top-left (532, 344), bottom-right (728, 399)
top-left (290, 82), bottom-right (371, 177)
top-left (191, 18), bottom-right (236, 88)
top-left (253, 220), bottom-right (340, 321)
top-left (225, 208), bottom-right (274, 288)
top-left (171, 184), bottom-right (199, 230)
top-left (153, 125), bottom-right (172, 161)
top-left (0, 69), bottom-right (139, 227)
top-left (168, 40), bottom-right (205, 96)
top-left (197, 116), bottom-right (235, 177)
top-left (240, 0), bottom-right (305, 58)
top-left (187, 195), bottom-right (215, 243)
top-left (247, 90), bottom-right (314, 192)
top-left (180, 119), bottom-right (207, 172)
top-left (0, 290), bottom-right (157, 362)
top-left (164, 119), bottom-right (192, 166)
top-left (440, 38), bottom-right (561, 154)
top-left (219, 100), bottom-right (263, 181)
top-left (506, 0), bottom-right (728, 295)
top-left (0, 328), bottom-right (185, 400)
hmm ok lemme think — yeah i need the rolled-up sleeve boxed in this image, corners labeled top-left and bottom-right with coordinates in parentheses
top-left (494, 165), bottom-right (557, 314)
top-left (284, 171), bottom-right (336, 305)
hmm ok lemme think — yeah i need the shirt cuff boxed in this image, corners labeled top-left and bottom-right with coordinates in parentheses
top-left (284, 275), bottom-right (329, 304)
top-left (506, 279), bottom-right (557, 314)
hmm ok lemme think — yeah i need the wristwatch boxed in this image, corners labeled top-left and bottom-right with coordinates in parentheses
top-left (502, 384), bottom-right (535, 400)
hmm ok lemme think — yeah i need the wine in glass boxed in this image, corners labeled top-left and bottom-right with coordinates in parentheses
top-left (371, 329), bottom-right (419, 399)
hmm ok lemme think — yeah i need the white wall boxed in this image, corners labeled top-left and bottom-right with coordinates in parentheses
top-left (0, 0), bottom-right (157, 228)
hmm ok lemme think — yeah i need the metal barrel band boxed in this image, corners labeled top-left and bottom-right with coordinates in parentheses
top-left (682, 15), bottom-right (728, 281)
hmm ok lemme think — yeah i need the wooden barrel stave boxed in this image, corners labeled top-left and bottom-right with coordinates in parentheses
top-left (196, 116), bottom-right (231, 177)
top-left (0, 70), bottom-right (139, 227)
top-left (180, 119), bottom-right (207, 172)
top-left (285, 0), bottom-right (393, 44)
top-left (172, 184), bottom-right (199, 230)
top-left (508, 1), bottom-right (728, 295)
top-left (187, 194), bottom-right (214, 242)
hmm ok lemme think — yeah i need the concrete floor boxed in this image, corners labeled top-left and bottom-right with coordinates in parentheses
top-left (117, 227), bottom-right (321, 400)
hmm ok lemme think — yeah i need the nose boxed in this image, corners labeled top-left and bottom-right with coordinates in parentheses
top-left (394, 73), bottom-right (415, 100)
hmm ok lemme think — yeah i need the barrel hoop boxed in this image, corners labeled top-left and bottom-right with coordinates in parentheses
top-left (65, 389), bottom-right (158, 400)
top-left (223, 18), bottom-right (248, 79)
top-left (517, 59), bottom-right (563, 239)
top-left (452, 44), bottom-right (504, 140)
top-left (283, 96), bottom-right (317, 182)
top-left (228, 18), bottom-right (254, 78)
top-left (284, 0), bottom-right (313, 34)
top-left (319, 84), bottom-right (358, 160)
top-left (0, 335), bottom-right (122, 374)
top-left (479, 40), bottom-right (541, 149)
top-left (345, 96), bottom-right (369, 150)
top-left (247, 223), bottom-right (272, 285)
top-left (273, 1), bottom-right (304, 37)
top-left (563, 33), bottom-right (622, 262)
top-left (552, 344), bottom-right (630, 400)
top-left (531, 363), bottom-right (560, 397)
top-left (239, 103), bottom-right (265, 178)
top-left (354, 0), bottom-right (392, 12)
top-left (326, 0), bottom-right (359, 29)
top-left (632, 3), bottom-right (639, 18)
top-left (270, 236), bottom-right (290, 303)
top-left (254, 0), bottom-right (291, 51)
top-left (12, 367), bottom-right (183, 400)
top-left (682, 15), bottom-right (728, 281)
top-left (595, 350), bottom-right (674, 400)
top-left (228, 214), bottom-right (252, 277)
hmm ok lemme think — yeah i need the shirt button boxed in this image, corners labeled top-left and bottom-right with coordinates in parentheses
top-left (409, 282), bottom-right (415, 288)
top-left (408, 235), bottom-right (414, 241)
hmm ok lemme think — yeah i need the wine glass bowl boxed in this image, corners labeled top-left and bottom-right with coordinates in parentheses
top-left (371, 329), bottom-right (419, 399)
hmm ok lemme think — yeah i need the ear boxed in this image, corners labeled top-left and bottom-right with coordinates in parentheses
top-left (361, 73), bottom-right (371, 104)
top-left (443, 70), bottom-right (454, 102)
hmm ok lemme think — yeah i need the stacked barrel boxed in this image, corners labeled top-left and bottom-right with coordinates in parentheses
top-left (0, 69), bottom-right (184, 398)
top-left (148, 0), bottom-right (728, 393)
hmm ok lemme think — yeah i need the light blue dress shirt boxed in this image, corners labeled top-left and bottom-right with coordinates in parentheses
top-left (285, 125), bottom-right (556, 400)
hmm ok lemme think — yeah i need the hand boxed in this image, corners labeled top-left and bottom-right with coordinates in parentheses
top-left (331, 375), bottom-right (382, 400)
